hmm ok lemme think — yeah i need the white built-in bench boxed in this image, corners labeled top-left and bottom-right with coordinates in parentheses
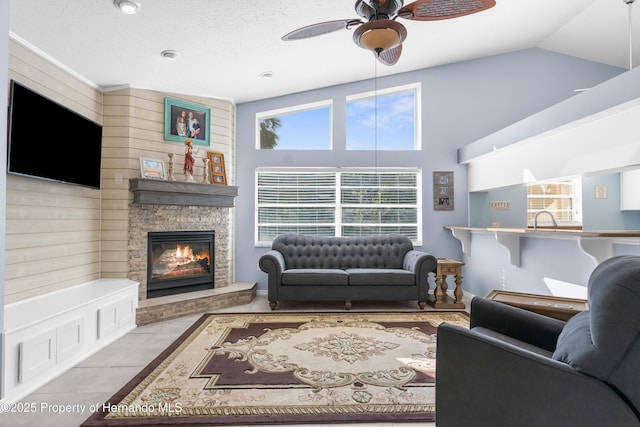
top-left (1, 279), bottom-right (139, 402)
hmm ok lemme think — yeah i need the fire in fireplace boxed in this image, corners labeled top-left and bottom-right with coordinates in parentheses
top-left (147, 231), bottom-right (215, 298)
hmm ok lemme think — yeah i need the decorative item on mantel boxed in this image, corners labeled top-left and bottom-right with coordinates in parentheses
top-left (183, 139), bottom-right (198, 182)
top-left (166, 153), bottom-right (176, 181)
top-left (208, 151), bottom-right (227, 185)
top-left (139, 157), bottom-right (166, 180)
top-left (202, 158), bottom-right (210, 184)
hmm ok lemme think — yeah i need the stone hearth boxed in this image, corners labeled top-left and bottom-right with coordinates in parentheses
top-left (136, 282), bottom-right (256, 325)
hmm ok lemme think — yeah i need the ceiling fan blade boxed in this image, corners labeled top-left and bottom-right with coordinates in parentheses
top-left (376, 44), bottom-right (402, 66)
top-left (398, 0), bottom-right (495, 21)
top-left (282, 19), bottom-right (363, 40)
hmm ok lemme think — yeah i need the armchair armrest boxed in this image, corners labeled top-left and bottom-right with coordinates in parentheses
top-left (435, 323), bottom-right (640, 427)
top-left (470, 297), bottom-right (565, 352)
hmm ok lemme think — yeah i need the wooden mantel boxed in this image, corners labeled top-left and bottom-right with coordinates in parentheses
top-left (130, 178), bottom-right (239, 207)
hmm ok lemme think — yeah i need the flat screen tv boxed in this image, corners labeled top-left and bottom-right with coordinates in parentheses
top-left (7, 80), bottom-right (103, 189)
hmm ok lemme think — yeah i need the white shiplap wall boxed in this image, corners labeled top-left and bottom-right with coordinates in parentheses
top-left (6, 38), bottom-right (236, 303)
top-left (6, 39), bottom-right (103, 302)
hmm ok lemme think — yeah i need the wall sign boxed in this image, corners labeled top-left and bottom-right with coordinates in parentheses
top-left (433, 171), bottom-right (454, 211)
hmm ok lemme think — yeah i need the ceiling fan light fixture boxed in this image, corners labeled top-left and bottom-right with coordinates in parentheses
top-left (353, 20), bottom-right (407, 53)
top-left (113, 0), bottom-right (141, 15)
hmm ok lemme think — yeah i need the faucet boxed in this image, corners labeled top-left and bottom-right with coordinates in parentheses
top-left (534, 210), bottom-right (558, 230)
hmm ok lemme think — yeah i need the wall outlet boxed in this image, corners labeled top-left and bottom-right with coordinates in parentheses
top-left (490, 201), bottom-right (510, 210)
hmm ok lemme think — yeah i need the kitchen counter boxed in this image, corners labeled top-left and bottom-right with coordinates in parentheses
top-left (444, 226), bottom-right (640, 266)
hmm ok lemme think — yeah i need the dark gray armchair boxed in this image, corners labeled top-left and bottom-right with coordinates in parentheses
top-left (435, 255), bottom-right (640, 427)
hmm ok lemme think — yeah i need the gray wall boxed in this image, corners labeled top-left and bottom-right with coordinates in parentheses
top-left (582, 174), bottom-right (640, 230)
top-left (235, 48), bottom-right (624, 294)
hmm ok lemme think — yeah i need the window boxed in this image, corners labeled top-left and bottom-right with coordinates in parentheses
top-left (256, 168), bottom-right (421, 245)
top-left (257, 101), bottom-right (332, 150)
top-left (526, 180), bottom-right (582, 227)
top-left (346, 84), bottom-right (419, 150)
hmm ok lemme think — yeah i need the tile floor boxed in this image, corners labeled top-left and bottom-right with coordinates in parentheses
top-left (0, 294), bottom-right (469, 427)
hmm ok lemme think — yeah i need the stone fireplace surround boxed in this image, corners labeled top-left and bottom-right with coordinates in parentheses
top-left (128, 179), bottom-right (255, 324)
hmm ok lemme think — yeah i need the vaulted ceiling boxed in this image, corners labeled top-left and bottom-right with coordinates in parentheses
top-left (8, 0), bottom-right (640, 103)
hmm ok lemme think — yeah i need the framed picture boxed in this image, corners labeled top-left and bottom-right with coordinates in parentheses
top-left (140, 157), bottom-right (166, 180)
top-left (433, 171), bottom-right (454, 210)
top-left (164, 97), bottom-right (210, 147)
top-left (207, 151), bottom-right (227, 185)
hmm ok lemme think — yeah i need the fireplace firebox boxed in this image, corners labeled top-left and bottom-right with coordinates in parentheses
top-left (147, 231), bottom-right (215, 298)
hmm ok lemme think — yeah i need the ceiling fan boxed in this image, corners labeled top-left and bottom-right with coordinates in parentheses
top-left (282, 0), bottom-right (496, 66)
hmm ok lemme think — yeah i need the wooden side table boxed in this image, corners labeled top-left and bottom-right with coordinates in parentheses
top-left (428, 258), bottom-right (465, 309)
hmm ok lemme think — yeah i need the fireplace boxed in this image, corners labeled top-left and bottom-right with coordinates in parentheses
top-left (147, 231), bottom-right (215, 299)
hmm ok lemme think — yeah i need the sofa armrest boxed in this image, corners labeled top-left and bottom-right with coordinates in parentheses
top-left (470, 297), bottom-right (566, 352)
top-left (258, 250), bottom-right (285, 275)
top-left (435, 323), bottom-right (640, 427)
top-left (259, 250), bottom-right (286, 303)
top-left (403, 250), bottom-right (437, 274)
top-left (403, 250), bottom-right (437, 301)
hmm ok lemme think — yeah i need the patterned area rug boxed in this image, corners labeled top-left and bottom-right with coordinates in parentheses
top-left (82, 311), bottom-right (469, 426)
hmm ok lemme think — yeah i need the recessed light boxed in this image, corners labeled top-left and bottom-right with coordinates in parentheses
top-left (161, 50), bottom-right (180, 61)
top-left (114, 0), bottom-right (141, 15)
top-left (260, 71), bottom-right (274, 80)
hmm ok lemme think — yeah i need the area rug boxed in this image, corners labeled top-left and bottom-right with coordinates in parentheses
top-left (82, 311), bottom-right (469, 426)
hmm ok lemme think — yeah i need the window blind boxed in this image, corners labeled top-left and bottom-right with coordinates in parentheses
top-left (256, 169), bottom-right (421, 244)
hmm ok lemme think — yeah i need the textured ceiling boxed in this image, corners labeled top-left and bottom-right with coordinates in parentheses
top-left (8, 0), bottom-right (640, 103)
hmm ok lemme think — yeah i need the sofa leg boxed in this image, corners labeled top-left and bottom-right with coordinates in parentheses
top-left (269, 301), bottom-right (277, 310)
top-left (418, 301), bottom-right (427, 310)
top-left (345, 301), bottom-right (352, 310)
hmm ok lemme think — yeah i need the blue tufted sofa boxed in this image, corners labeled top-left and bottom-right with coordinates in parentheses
top-left (258, 233), bottom-right (437, 310)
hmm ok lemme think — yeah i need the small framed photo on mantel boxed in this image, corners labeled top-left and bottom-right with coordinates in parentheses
top-left (433, 171), bottom-right (454, 210)
top-left (140, 158), bottom-right (166, 180)
top-left (207, 151), bottom-right (227, 185)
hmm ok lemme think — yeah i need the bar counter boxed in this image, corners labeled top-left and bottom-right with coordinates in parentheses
top-left (444, 226), bottom-right (640, 266)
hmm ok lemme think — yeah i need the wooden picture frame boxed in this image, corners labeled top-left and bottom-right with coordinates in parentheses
top-left (433, 171), bottom-right (454, 210)
top-left (164, 97), bottom-right (210, 147)
top-left (140, 157), bottom-right (166, 180)
top-left (207, 151), bottom-right (227, 185)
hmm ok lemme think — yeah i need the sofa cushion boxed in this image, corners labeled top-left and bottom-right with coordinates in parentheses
top-left (346, 268), bottom-right (415, 286)
top-left (281, 269), bottom-right (348, 286)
